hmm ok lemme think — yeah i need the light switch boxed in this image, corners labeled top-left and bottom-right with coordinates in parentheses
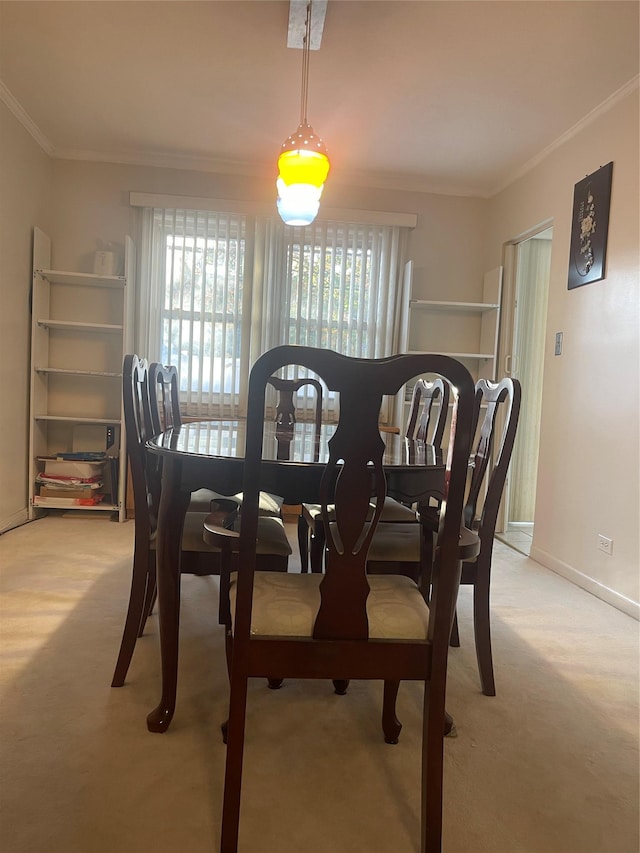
top-left (555, 332), bottom-right (563, 356)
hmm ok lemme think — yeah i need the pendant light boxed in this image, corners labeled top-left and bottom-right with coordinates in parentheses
top-left (276, 0), bottom-right (330, 226)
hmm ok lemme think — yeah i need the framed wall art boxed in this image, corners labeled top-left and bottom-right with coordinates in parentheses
top-left (568, 161), bottom-right (613, 290)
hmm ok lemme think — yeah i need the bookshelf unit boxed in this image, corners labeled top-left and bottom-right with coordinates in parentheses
top-left (28, 228), bottom-right (135, 521)
top-left (407, 267), bottom-right (502, 382)
top-left (396, 265), bottom-right (503, 431)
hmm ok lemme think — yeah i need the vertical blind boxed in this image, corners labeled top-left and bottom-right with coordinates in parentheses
top-left (138, 207), bottom-right (409, 420)
top-left (140, 208), bottom-right (249, 418)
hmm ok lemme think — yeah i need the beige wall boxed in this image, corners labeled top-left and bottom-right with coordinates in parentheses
top-left (3, 90), bottom-right (638, 619)
top-left (0, 101), bottom-right (52, 532)
top-left (47, 159), bottom-right (489, 304)
top-left (486, 89), bottom-right (639, 614)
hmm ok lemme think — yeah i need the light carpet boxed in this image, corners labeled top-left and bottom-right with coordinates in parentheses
top-left (0, 515), bottom-right (638, 853)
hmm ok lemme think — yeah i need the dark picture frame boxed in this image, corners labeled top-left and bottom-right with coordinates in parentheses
top-left (568, 161), bottom-right (613, 290)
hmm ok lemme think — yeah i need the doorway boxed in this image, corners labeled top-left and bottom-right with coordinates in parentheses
top-left (497, 226), bottom-right (553, 556)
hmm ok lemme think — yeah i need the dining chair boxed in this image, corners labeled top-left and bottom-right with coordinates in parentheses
top-left (266, 375), bottom-right (323, 438)
top-left (371, 375), bottom-right (451, 523)
top-left (149, 361), bottom-right (285, 518)
top-left (406, 376), bottom-right (450, 444)
top-left (299, 375), bottom-right (451, 573)
top-left (148, 362), bottom-right (223, 513)
top-left (203, 345), bottom-right (476, 853)
top-left (364, 377), bottom-right (451, 577)
top-left (449, 376), bottom-right (522, 696)
top-left (111, 355), bottom-right (291, 689)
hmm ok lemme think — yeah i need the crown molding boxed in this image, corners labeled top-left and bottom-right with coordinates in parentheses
top-left (489, 74), bottom-right (640, 197)
top-left (4, 73), bottom-right (638, 201)
top-left (0, 80), bottom-right (54, 156)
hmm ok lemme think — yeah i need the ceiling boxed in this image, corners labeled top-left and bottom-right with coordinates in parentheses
top-left (0, 1), bottom-right (638, 197)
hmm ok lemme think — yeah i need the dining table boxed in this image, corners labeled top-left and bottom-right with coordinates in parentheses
top-left (145, 418), bottom-right (446, 733)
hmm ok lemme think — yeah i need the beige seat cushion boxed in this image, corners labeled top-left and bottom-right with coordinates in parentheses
top-left (201, 512), bottom-right (292, 557)
top-left (372, 496), bottom-right (419, 522)
top-left (304, 497), bottom-right (417, 524)
top-left (366, 522), bottom-right (421, 563)
top-left (229, 572), bottom-right (429, 640)
top-left (155, 512), bottom-right (292, 558)
top-left (188, 488), bottom-right (225, 512)
top-left (233, 491), bottom-right (284, 517)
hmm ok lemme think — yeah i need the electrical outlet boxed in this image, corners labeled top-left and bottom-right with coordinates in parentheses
top-left (597, 534), bottom-right (613, 556)
top-left (555, 332), bottom-right (563, 355)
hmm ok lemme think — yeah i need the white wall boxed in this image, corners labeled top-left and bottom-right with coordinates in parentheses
top-left (0, 102), bottom-right (52, 532)
top-left (486, 89), bottom-right (639, 616)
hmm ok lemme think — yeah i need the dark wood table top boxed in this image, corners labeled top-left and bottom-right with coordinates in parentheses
top-left (144, 420), bottom-right (446, 733)
top-left (147, 419), bottom-right (443, 505)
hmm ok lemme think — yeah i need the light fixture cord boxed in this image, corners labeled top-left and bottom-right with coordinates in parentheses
top-left (300, 0), bottom-right (312, 125)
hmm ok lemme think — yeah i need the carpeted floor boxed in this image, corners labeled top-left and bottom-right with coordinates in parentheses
top-left (0, 515), bottom-right (638, 853)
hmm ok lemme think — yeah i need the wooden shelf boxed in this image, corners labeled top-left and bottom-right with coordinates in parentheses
top-left (37, 319), bottom-right (124, 333)
top-left (33, 414), bottom-right (122, 424)
top-left (410, 300), bottom-right (499, 313)
top-left (31, 499), bottom-right (119, 512)
top-left (36, 269), bottom-right (125, 288)
top-left (408, 350), bottom-right (495, 360)
top-left (35, 367), bottom-right (122, 378)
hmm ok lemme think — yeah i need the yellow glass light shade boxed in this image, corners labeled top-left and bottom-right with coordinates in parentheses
top-left (276, 123), bottom-right (330, 226)
top-left (278, 123), bottom-right (330, 185)
top-left (278, 146), bottom-right (330, 189)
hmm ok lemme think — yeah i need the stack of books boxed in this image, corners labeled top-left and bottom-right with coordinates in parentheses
top-left (34, 453), bottom-right (109, 507)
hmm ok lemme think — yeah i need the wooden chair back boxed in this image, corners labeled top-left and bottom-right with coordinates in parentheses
top-left (406, 377), bottom-right (450, 449)
top-left (464, 377), bottom-right (522, 537)
top-left (148, 362), bottom-right (181, 434)
top-left (451, 376), bottom-right (522, 696)
top-left (111, 354), bottom-right (163, 687)
top-left (222, 346), bottom-right (476, 851)
top-left (123, 354), bottom-right (159, 529)
top-left (266, 375), bottom-right (323, 462)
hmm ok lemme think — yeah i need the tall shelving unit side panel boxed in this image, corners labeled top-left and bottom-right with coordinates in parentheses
top-left (478, 265), bottom-right (503, 382)
top-left (118, 236), bottom-right (136, 521)
top-left (28, 228), bottom-right (52, 519)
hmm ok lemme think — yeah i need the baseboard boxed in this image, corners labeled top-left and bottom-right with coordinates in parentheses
top-left (0, 508), bottom-right (29, 535)
top-left (530, 546), bottom-right (640, 621)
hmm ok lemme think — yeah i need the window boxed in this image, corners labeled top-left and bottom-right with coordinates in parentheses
top-left (139, 206), bottom-right (409, 420)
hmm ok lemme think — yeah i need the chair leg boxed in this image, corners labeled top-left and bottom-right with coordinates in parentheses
top-left (421, 678), bottom-right (445, 853)
top-left (220, 672), bottom-right (250, 853)
top-left (449, 609), bottom-right (460, 647)
top-left (473, 579), bottom-right (496, 696)
top-left (382, 680), bottom-right (402, 744)
top-left (111, 545), bottom-right (151, 687)
top-left (310, 521), bottom-right (325, 573)
top-left (332, 679), bottom-right (349, 695)
top-left (297, 513), bottom-right (310, 573)
top-left (139, 558), bottom-right (157, 636)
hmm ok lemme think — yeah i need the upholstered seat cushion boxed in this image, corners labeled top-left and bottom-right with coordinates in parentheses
top-left (202, 512), bottom-right (293, 557)
top-left (154, 512), bottom-right (292, 558)
top-left (192, 490), bottom-right (285, 518)
top-left (367, 522), bottom-right (421, 562)
top-left (229, 572), bottom-right (429, 640)
top-left (371, 496), bottom-right (419, 522)
top-left (304, 496), bottom-right (418, 524)
top-left (233, 491), bottom-right (284, 517)
top-left (152, 511), bottom-right (221, 552)
top-left (188, 488), bottom-right (225, 512)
